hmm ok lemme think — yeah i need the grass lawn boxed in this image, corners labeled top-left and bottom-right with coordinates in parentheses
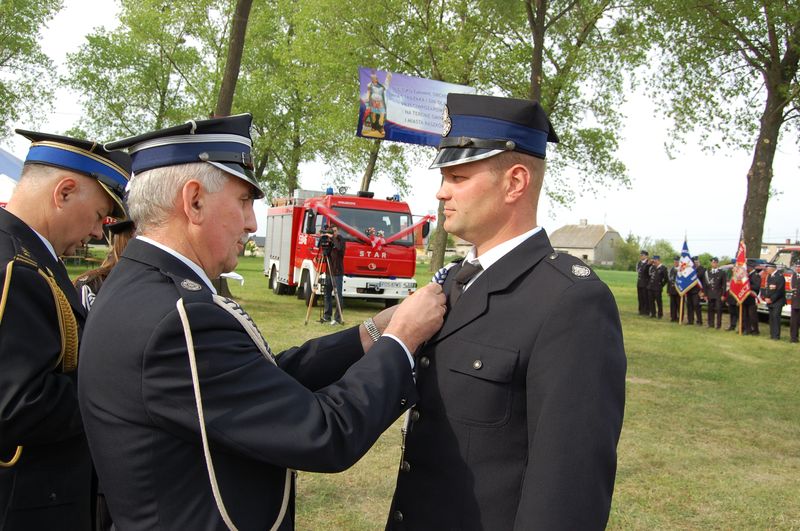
top-left (69, 255), bottom-right (800, 529)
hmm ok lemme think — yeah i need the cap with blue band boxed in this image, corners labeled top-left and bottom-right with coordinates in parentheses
top-left (105, 114), bottom-right (263, 199)
top-left (430, 93), bottom-right (559, 169)
top-left (16, 129), bottom-right (131, 219)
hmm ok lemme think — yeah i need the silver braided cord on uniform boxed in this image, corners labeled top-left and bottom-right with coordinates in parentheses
top-left (176, 297), bottom-right (292, 531)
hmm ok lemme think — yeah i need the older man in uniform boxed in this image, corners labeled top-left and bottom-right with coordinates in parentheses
top-left (386, 94), bottom-right (627, 530)
top-left (0, 131), bottom-right (129, 530)
top-left (705, 257), bottom-right (726, 329)
top-left (77, 114), bottom-right (446, 530)
top-left (647, 255), bottom-right (667, 318)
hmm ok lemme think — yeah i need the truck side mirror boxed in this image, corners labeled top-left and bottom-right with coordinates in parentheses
top-left (305, 212), bottom-right (316, 234)
top-left (422, 221), bottom-right (430, 238)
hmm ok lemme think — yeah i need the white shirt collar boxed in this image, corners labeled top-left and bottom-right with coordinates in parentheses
top-left (136, 236), bottom-right (216, 294)
top-left (30, 227), bottom-right (58, 261)
top-left (460, 226), bottom-right (543, 290)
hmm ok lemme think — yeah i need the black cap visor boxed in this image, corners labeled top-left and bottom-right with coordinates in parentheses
top-left (429, 147), bottom-right (505, 169)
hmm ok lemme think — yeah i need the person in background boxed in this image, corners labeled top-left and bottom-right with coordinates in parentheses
top-left (0, 130), bottom-right (129, 530)
top-left (647, 254), bottom-right (667, 319)
top-left (636, 250), bottom-right (651, 315)
top-left (667, 255), bottom-right (681, 322)
top-left (763, 262), bottom-right (786, 340)
top-left (78, 114), bottom-right (446, 530)
top-left (704, 257), bottom-right (726, 329)
top-left (789, 263), bottom-right (799, 343)
top-left (386, 93), bottom-right (626, 530)
top-left (75, 218), bottom-right (135, 310)
top-left (322, 224), bottom-right (346, 325)
top-left (686, 255), bottom-right (704, 326)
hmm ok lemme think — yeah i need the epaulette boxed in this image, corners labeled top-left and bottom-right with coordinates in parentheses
top-left (164, 271), bottom-right (213, 305)
top-left (543, 251), bottom-right (597, 281)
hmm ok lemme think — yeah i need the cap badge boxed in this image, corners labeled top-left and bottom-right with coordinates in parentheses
top-left (571, 264), bottom-right (591, 277)
top-left (441, 105), bottom-right (452, 137)
top-left (181, 279), bottom-right (202, 291)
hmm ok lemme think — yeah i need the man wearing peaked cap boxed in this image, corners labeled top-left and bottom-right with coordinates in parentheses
top-left (704, 257), bottom-right (726, 329)
top-left (637, 249), bottom-right (651, 315)
top-left (78, 114), bottom-right (447, 530)
top-left (387, 94), bottom-right (626, 530)
top-left (0, 130), bottom-right (130, 530)
top-left (668, 255), bottom-right (682, 322)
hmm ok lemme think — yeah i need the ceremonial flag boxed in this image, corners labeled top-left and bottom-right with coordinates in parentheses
top-left (675, 239), bottom-right (699, 295)
top-left (728, 239), bottom-right (751, 303)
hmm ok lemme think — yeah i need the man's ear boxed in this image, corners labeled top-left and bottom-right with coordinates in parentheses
top-left (182, 180), bottom-right (205, 225)
top-left (504, 164), bottom-right (531, 204)
top-left (53, 176), bottom-right (80, 209)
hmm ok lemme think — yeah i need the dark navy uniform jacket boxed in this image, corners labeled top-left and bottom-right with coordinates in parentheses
top-left (388, 230), bottom-right (626, 531)
top-left (0, 207), bottom-right (93, 530)
top-left (78, 238), bottom-right (417, 530)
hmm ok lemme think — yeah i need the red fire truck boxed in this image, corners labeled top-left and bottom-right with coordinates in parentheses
top-left (264, 189), bottom-right (431, 307)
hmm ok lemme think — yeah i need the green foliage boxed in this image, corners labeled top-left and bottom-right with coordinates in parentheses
top-left (614, 233), bottom-right (677, 270)
top-left (63, 0), bottom-right (230, 139)
top-left (0, 0), bottom-right (62, 137)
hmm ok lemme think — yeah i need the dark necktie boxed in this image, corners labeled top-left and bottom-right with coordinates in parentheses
top-left (449, 261), bottom-right (483, 308)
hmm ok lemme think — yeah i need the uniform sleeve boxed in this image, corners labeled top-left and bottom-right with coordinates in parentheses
top-left (277, 326), bottom-right (366, 390)
top-left (516, 280), bottom-right (626, 530)
top-left (0, 265), bottom-right (84, 447)
top-left (141, 302), bottom-right (417, 473)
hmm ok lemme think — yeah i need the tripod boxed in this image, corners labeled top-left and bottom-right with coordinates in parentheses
top-left (303, 253), bottom-right (345, 325)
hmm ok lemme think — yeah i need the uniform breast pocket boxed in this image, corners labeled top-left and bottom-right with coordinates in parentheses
top-left (440, 339), bottom-right (519, 427)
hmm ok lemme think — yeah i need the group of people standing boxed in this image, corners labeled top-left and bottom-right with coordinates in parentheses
top-left (2, 93), bottom-right (627, 530)
top-left (636, 250), bottom-right (800, 342)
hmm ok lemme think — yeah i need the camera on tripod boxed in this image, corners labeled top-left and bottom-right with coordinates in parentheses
top-left (317, 225), bottom-right (334, 255)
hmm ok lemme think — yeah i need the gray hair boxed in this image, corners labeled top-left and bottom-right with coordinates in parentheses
top-left (127, 162), bottom-right (227, 232)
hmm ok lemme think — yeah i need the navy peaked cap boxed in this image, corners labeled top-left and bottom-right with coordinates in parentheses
top-left (16, 129), bottom-right (131, 219)
top-left (653, 255), bottom-right (661, 260)
top-left (673, 255), bottom-right (680, 261)
top-left (430, 93), bottom-right (559, 169)
top-left (640, 250), bottom-right (649, 256)
top-left (105, 114), bottom-right (263, 199)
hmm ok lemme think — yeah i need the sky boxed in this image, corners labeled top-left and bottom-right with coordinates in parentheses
top-left (3, 0), bottom-right (799, 258)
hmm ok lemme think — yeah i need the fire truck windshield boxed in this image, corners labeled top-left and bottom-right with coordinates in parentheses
top-left (333, 206), bottom-right (414, 246)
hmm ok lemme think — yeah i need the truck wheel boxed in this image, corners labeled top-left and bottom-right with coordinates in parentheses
top-left (300, 271), bottom-right (315, 306)
top-left (384, 298), bottom-right (398, 309)
top-left (271, 266), bottom-right (286, 295)
top-left (268, 266), bottom-right (276, 290)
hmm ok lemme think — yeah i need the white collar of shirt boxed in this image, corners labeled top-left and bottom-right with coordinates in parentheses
top-left (31, 227), bottom-right (58, 261)
top-left (136, 236), bottom-right (216, 294)
top-left (461, 226), bottom-right (543, 290)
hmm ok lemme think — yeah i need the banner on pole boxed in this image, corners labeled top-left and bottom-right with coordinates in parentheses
top-left (356, 67), bottom-right (475, 147)
top-left (728, 239), bottom-right (751, 303)
top-left (675, 239), bottom-right (700, 295)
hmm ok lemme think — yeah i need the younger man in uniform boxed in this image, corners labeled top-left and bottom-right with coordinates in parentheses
top-left (667, 255), bottom-right (681, 322)
top-left (705, 257), bottom-right (726, 329)
top-left (387, 94), bottom-right (626, 530)
top-left (647, 255), bottom-right (667, 318)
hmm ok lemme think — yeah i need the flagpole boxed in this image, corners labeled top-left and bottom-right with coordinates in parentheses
top-left (679, 294), bottom-right (684, 324)
top-left (738, 302), bottom-right (743, 335)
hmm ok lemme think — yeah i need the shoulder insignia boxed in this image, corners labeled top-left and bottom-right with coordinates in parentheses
top-left (181, 279), bottom-right (202, 291)
top-left (571, 264), bottom-right (591, 277)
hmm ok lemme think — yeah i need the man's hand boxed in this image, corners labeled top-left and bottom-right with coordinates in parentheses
top-left (384, 283), bottom-right (446, 353)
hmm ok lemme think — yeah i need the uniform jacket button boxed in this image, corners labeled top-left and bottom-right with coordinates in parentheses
top-left (400, 398), bottom-right (407, 407)
top-left (48, 492), bottom-right (57, 503)
top-left (410, 410), bottom-right (420, 422)
top-left (419, 356), bottom-right (430, 368)
top-left (393, 510), bottom-right (404, 522)
top-left (472, 359), bottom-right (483, 370)
top-left (400, 460), bottom-right (411, 472)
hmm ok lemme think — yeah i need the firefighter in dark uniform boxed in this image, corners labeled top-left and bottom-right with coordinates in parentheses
top-left (742, 260), bottom-right (762, 335)
top-left (790, 263), bottom-right (799, 343)
top-left (726, 259), bottom-right (739, 331)
top-left (387, 94), bottom-right (626, 530)
top-left (667, 255), bottom-right (681, 321)
top-left (705, 257), bottom-right (726, 329)
top-left (77, 114), bottom-right (446, 530)
top-left (647, 254), bottom-right (668, 318)
top-left (686, 255), bottom-right (704, 325)
top-left (0, 131), bottom-right (129, 530)
top-left (636, 250), bottom-right (651, 315)
top-left (763, 262), bottom-right (786, 340)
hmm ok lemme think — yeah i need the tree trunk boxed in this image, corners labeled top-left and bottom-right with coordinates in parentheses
top-left (429, 196), bottom-right (448, 272)
top-left (525, 0), bottom-right (547, 102)
top-left (360, 139), bottom-right (381, 191)
top-left (214, 0), bottom-right (253, 117)
top-left (741, 86), bottom-right (791, 258)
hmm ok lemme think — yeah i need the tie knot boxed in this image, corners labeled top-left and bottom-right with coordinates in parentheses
top-left (454, 261), bottom-right (482, 287)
